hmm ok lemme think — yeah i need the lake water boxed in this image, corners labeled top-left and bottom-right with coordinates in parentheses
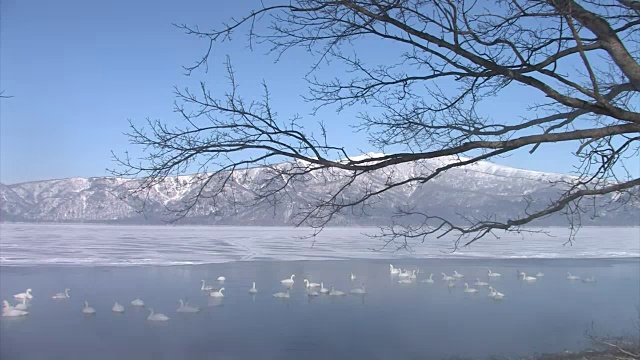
top-left (0, 224), bottom-right (639, 359)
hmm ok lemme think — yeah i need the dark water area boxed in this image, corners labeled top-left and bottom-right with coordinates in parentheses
top-left (1, 258), bottom-right (639, 359)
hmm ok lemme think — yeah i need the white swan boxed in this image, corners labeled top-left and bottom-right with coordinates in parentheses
top-left (389, 264), bottom-right (400, 275)
top-left (536, 272), bottom-right (544, 277)
top-left (442, 273), bottom-right (454, 281)
top-left (566, 272), bottom-right (581, 280)
top-left (82, 301), bottom-right (96, 315)
top-left (147, 308), bottom-right (169, 321)
top-left (201, 280), bottom-right (213, 291)
top-left (398, 269), bottom-right (410, 279)
top-left (2, 301), bottom-right (28, 317)
top-left (319, 282), bottom-right (329, 294)
top-left (464, 283), bottom-right (478, 293)
top-left (420, 274), bottom-right (435, 283)
top-left (329, 287), bottom-right (346, 296)
top-left (210, 288), bottom-right (224, 298)
top-left (473, 278), bottom-right (489, 286)
top-left (13, 288), bottom-right (33, 300)
top-left (273, 290), bottom-right (290, 299)
top-left (582, 276), bottom-right (596, 283)
top-left (52, 288), bottom-right (70, 299)
top-left (281, 274), bottom-right (295, 286)
top-left (487, 270), bottom-right (501, 277)
top-left (453, 271), bottom-right (464, 279)
top-left (350, 272), bottom-right (356, 281)
top-left (249, 282), bottom-right (258, 294)
top-left (304, 279), bottom-right (320, 288)
top-left (217, 276), bottom-right (226, 282)
top-left (177, 299), bottom-right (200, 313)
top-left (409, 270), bottom-right (417, 280)
top-left (350, 284), bottom-right (366, 295)
top-left (398, 278), bottom-right (415, 284)
top-left (208, 297), bottom-right (224, 307)
top-left (2, 308), bottom-right (28, 317)
top-left (131, 298), bottom-right (145, 307)
top-left (493, 287), bottom-right (505, 299)
top-left (521, 272), bottom-right (537, 281)
top-left (112, 302), bottom-right (125, 313)
top-left (14, 298), bottom-right (28, 311)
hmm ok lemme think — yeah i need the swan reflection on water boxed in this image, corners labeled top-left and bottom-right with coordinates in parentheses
top-left (208, 298), bottom-right (224, 307)
top-left (273, 290), bottom-right (290, 299)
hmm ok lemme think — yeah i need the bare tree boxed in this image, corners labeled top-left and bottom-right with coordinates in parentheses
top-left (112, 0), bottom-right (640, 249)
top-left (583, 310), bottom-right (640, 360)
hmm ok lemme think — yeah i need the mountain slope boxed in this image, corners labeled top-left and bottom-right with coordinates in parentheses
top-left (1, 158), bottom-right (637, 225)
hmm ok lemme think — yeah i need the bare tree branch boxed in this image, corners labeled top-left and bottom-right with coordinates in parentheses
top-left (112, 0), bottom-right (640, 248)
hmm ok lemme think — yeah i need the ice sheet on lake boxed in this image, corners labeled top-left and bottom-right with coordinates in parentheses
top-left (0, 223), bottom-right (638, 266)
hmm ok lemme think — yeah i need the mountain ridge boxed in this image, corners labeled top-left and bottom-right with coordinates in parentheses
top-left (1, 157), bottom-right (637, 226)
top-left (0, 153), bottom-right (572, 186)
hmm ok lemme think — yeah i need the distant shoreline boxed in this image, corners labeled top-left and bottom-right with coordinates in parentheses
top-left (2, 257), bottom-right (639, 270)
top-left (1, 221), bottom-right (638, 228)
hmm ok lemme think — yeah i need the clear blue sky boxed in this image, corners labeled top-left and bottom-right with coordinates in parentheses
top-left (0, 0), bottom-right (627, 184)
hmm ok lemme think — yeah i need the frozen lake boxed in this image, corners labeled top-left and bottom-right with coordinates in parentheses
top-left (0, 224), bottom-right (638, 266)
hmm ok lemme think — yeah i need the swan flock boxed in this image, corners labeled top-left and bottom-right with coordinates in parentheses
top-left (3, 264), bottom-right (596, 321)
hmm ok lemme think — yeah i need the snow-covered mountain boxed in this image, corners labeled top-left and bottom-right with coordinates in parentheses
top-left (1, 157), bottom-right (638, 225)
